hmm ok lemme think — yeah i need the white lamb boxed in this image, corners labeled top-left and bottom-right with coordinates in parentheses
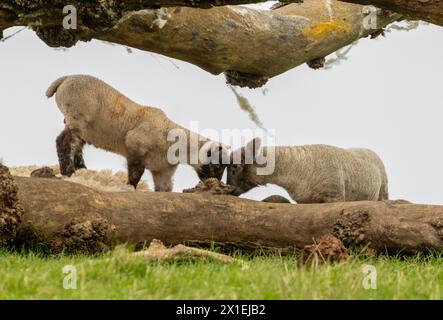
top-left (227, 138), bottom-right (389, 203)
top-left (46, 75), bottom-right (228, 191)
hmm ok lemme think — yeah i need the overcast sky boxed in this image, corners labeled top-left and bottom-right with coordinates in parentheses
top-left (1, 4), bottom-right (442, 204)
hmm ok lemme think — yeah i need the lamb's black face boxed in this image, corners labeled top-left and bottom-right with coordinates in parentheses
top-left (196, 163), bottom-right (227, 181)
top-left (227, 163), bottom-right (258, 196)
top-left (196, 143), bottom-right (228, 181)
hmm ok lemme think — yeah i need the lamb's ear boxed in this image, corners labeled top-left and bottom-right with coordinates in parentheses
top-left (200, 142), bottom-right (228, 164)
top-left (250, 137), bottom-right (262, 157)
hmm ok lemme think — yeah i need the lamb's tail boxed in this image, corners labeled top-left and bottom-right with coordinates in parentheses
top-left (46, 76), bottom-right (69, 98)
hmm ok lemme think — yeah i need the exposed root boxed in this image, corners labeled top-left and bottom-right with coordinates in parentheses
top-left (133, 239), bottom-right (237, 263)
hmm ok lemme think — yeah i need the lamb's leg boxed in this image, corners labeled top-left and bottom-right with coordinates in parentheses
top-left (378, 182), bottom-right (389, 201)
top-left (73, 147), bottom-right (86, 170)
top-left (127, 157), bottom-right (145, 189)
top-left (304, 181), bottom-right (346, 203)
top-left (298, 192), bottom-right (345, 204)
top-left (56, 127), bottom-right (86, 177)
top-left (152, 167), bottom-right (177, 192)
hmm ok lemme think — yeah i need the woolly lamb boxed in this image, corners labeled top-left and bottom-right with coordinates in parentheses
top-left (227, 138), bottom-right (389, 203)
top-left (46, 75), bottom-right (228, 191)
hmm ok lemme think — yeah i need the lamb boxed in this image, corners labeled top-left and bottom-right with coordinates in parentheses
top-left (46, 75), bottom-right (228, 191)
top-left (227, 138), bottom-right (389, 203)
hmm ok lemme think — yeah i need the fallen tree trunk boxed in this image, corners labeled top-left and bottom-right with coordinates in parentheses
top-left (1, 166), bottom-right (441, 255)
top-left (0, 1), bottom-right (400, 87)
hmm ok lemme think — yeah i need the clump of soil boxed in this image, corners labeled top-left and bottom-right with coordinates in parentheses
top-left (300, 235), bottom-right (349, 266)
top-left (183, 178), bottom-right (235, 195)
top-left (262, 195), bottom-right (291, 203)
top-left (63, 218), bottom-right (115, 254)
top-left (225, 70), bottom-right (269, 89)
top-left (30, 167), bottom-right (58, 179)
top-left (307, 57), bottom-right (326, 69)
top-left (0, 164), bottom-right (23, 246)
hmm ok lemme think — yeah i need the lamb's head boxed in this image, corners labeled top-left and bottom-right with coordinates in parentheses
top-left (227, 138), bottom-right (263, 196)
top-left (195, 141), bottom-right (230, 181)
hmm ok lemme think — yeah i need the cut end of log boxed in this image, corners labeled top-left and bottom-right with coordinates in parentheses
top-left (0, 164), bottom-right (23, 246)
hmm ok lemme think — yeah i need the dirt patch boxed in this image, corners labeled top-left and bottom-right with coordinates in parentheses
top-left (183, 178), bottom-right (235, 195)
top-left (0, 164), bottom-right (23, 246)
top-left (300, 234), bottom-right (349, 266)
top-left (262, 195), bottom-right (291, 203)
top-left (63, 218), bottom-right (115, 254)
top-left (30, 166), bottom-right (58, 179)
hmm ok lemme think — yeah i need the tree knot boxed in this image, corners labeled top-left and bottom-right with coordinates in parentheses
top-left (332, 208), bottom-right (371, 247)
top-left (63, 218), bottom-right (116, 254)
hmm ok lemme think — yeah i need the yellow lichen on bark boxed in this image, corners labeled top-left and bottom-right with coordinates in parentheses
top-left (302, 20), bottom-right (352, 39)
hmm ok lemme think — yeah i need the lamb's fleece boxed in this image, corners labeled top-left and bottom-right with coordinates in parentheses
top-left (9, 165), bottom-right (151, 192)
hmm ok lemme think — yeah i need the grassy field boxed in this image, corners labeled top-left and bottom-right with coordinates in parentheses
top-left (0, 247), bottom-right (441, 299)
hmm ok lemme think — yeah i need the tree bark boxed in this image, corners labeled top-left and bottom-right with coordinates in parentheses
top-left (0, 1), bottom-right (400, 87)
top-left (5, 173), bottom-right (443, 255)
top-left (339, 0), bottom-right (443, 26)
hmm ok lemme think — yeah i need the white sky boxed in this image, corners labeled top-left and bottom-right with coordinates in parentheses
top-left (0, 5), bottom-right (442, 204)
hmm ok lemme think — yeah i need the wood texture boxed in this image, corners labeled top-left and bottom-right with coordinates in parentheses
top-left (0, 1), bottom-right (400, 86)
top-left (339, 0), bottom-right (443, 26)
top-left (9, 176), bottom-right (443, 255)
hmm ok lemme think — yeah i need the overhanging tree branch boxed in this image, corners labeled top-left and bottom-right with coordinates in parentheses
top-left (0, 1), bottom-right (400, 87)
top-left (338, 0), bottom-right (443, 26)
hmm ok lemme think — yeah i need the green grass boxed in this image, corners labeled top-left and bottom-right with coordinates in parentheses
top-left (0, 247), bottom-right (441, 299)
